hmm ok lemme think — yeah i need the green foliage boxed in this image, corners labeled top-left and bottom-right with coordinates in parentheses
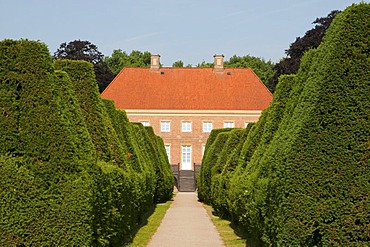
top-left (172, 60), bottom-right (184, 68)
top-left (259, 4), bottom-right (370, 245)
top-left (0, 39), bottom-right (96, 246)
top-left (0, 39), bottom-right (173, 246)
top-left (200, 3), bottom-right (370, 246)
top-left (0, 155), bottom-right (95, 246)
top-left (144, 126), bottom-right (174, 202)
top-left (197, 128), bottom-right (233, 204)
top-left (210, 129), bottom-right (248, 218)
top-left (53, 40), bottom-right (115, 93)
top-left (269, 10), bottom-right (340, 92)
top-left (54, 60), bottom-right (126, 164)
top-left (105, 49), bottom-right (152, 75)
top-left (225, 55), bottom-right (275, 91)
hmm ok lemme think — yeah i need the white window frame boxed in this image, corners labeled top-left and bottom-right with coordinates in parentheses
top-left (164, 145), bottom-right (171, 163)
top-left (224, 121), bottom-right (234, 128)
top-left (202, 121), bottom-right (213, 133)
top-left (181, 145), bottom-right (192, 170)
top-left (182, 121), bottom-right (192, 132)
top-left (202, 144), bottom-right (206, 157)
top-left (140, 121), bottom-right (150, 126)
top-left (245, 122), bottom-right (249, 128)
top-left (161, 121), bottom-right (171, 132)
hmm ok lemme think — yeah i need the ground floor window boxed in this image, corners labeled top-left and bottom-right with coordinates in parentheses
top-left (165, 145), bottom-right (171, 163)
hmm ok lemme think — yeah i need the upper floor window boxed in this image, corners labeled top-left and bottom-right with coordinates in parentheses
top-left (224, 121), bottom-right (234, 128)
top-left (182, 121), bottom-right (192, 132)
top-left (140, 121), bottom-right (150, 126)
top-left (161, 121), bottom-right (171, 132)
top-left (202, 122), bottom-right (213, 133)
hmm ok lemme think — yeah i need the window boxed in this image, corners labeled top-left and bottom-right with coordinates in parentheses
top-left (140, 121), bottom-right (150, 126)
top-left (202, 144), bottom-right (206, 157)
top-left (182, 121), bottom-right (192, 132)
top-left (181, 145), bottom-right (192, 170)
top-left (245, 122), bottom-right (249, 128)
top-left (161, 121), bottom-right (171, 132)
top-left (224, 121), bottom-right (234, 128)
top-left (165, 145), bottom-right (171, 163)
top-left (202, 122), bottom-right (213, 132)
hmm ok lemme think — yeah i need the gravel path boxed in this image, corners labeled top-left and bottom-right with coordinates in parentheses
top-left (147, 192), bottom-right (224, 247)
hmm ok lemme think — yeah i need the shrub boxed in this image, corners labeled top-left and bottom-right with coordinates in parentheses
top-left (251, 4), bottom-right (370, 245)
top-left (54, 60), bottom-right (125, 164)
top-left (197, 129), bottom-right (233, 204)
top-left (210, 128), bottom-right (248, 217)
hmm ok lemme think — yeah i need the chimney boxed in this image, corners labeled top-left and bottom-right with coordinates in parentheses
top-left (151, 54), bottom-right (160, 70)
top-left (214, 54), bottom-right (224, 73)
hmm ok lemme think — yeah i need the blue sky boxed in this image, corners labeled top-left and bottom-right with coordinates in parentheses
top-left (0, 0), bottom-right (365, 66)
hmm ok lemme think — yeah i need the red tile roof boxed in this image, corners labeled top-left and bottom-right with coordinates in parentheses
top-left (101, 67), bottom-right (272, 111)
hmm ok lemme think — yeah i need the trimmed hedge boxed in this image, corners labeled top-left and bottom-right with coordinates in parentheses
top-left (197, 128), bottom-right (233, 204)
top-left (0, 39), bottom-right (173, 246)
top-left (210, 128), bottom-right (248, 218)
top-left (258, 4), bottom-right (370, 245)
top-left (54, 59), bottom-right (125, 164)
top-left (0, 39), bottom-right (96, 246)
top-left (199, 3), bottom-right (370, 246)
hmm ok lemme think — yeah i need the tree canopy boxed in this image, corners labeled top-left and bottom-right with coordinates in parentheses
top-left (53, 40), bottom-right (114, 93)
top-left (225, 55), bottom-right (274, 91)
top-left (105, 49), bottom-right (152, 75)
top-left (269, 10), bottom-right (340, 92)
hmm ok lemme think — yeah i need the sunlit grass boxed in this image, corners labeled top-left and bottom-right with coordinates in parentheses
top-left (204, 204), bottom-right (247, 247)
top-left (124, 199), bottom-right (173, 247)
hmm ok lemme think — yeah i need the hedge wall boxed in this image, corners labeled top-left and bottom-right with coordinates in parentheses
top-left (54, 60), bottom-right (125, 164)
top-left (199, 3), bottom-right (370, 246)
top-left (0, 39), bottom-right (174, 246)
top-left (210, 128), bottom-right (248, 218)
top-left (197, 128), bottom-right (233, 204)
top-left (0, 39), bottom-right (96, 246)
top-left (258, 4), bottom-right (370, 245)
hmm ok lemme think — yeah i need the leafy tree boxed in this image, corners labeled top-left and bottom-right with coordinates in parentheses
top-left (53, 40), bottom-right (114, 93)
top-left (172, 60), bottom-right (184, 68)
top-left (225, 55), bottom-right (274, 91)
top-left (105, 49), bottom-right (151, 75)
top-left (196, 60), bottom-right (213, 68)
top-left (269, 10), bottom-right (340, 92)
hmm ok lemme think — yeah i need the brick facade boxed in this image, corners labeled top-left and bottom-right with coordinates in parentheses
top-left (101, 55), bottom-right (273, 170)
top-left (126, 109), bottom-right (261, 170)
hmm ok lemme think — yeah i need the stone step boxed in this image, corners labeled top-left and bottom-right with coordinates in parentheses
top-left (179, 170), bottom-right (196, 192)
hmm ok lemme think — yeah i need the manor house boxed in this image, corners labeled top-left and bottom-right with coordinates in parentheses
top-left (101, 55), bottom-right (272, 170)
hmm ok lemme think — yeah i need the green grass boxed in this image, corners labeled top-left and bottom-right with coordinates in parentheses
top-left (124, 199), bottom-right (173, 247)
top-left (204, 204), bottom-right (247, 247)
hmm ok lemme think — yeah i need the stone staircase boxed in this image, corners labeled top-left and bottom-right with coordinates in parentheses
top-left (179, 170), bottom-right (196, 192)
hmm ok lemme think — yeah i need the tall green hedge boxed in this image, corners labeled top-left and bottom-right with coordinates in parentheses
top-left (197, 128), bottom-right (233, 204)
top-left (54, 60), bottom-right (125, 164)
top-left (199, 3), bottom-right (370, 246)
top-left (0, 39), bottom-right (96, 246)
top-left (259, 4), bottom-right (370, 245)
top-left (144, 126), bottom-right (174, 202)
top-left (230, 73), bottom-right (297, 244)
top-left (210, 128), bottom-right (248, 218)
top-left (0, 39), bottom-right (174, 246)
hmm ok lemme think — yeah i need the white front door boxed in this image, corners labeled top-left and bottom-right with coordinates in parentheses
top-left (181, 145), bottom-right (192, 170)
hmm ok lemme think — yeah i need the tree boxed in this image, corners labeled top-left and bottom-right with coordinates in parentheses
top-left (172, 60), bottom-right (184, 68)
top-left (269, 10), bottom-right (340, 92)
top-left (105, 49), bottom-right (151, 75)
top-left (53, 40), bottom-right (114, 93)
top-left (225, 55), bottom-right (274, 91)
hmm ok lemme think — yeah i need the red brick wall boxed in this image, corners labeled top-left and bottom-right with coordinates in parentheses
top-left (127, 111), bottom-right (261, 170)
